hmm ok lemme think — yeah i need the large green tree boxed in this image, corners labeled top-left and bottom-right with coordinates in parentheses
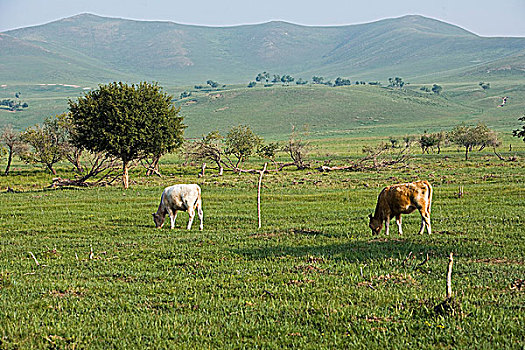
top-left (68, 82), bottom-right (185, 188)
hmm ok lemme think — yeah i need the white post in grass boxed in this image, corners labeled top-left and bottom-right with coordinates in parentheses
top-left (446, 252), bottom-right (454, 299)
top-left (257, 163), bottom-right (268, 229)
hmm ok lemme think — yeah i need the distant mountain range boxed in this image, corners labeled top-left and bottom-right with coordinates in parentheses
top-left (1, 13), bottom-right (525, 85)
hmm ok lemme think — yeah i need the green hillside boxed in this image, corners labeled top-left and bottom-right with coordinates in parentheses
top-left (1, 14), bottom-right (524, 85)
top-left (176, 83), bottom-right (525, 139)
top-left (2, 82), bottom-right (523, 139)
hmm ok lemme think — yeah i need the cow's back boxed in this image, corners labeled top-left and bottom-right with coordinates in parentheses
top-left (163, 184), bottom-right (201, 211)
top-left (382, 181), bottom-right (431, 215)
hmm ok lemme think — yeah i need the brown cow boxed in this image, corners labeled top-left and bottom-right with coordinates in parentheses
top-left (368, 180), bottom-right (432, 235)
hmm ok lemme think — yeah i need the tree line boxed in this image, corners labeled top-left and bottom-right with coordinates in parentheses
top-left (1, 81), bottom-right (523, 188)
top-left (404, 124), bottom-right (502, 160)
top-left (249, 72), bottom-right (382, 88)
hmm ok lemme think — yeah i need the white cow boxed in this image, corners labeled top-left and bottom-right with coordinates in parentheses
top-left (152, 184), bottom-right (203, 230)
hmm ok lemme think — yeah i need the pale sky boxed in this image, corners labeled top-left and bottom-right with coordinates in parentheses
top-left (1, 0), bottom-right (525, 37)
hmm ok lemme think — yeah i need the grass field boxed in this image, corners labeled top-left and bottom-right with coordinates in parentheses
top-left (1, 142), bottom-right (524, 348)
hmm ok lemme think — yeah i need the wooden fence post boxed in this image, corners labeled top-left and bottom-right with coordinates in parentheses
top-left (446, 252), bottom-right (454, 299)
top-left (198, 163), bottom-right (206, 178)
top-left (257, 163), bottom-right (268, 229)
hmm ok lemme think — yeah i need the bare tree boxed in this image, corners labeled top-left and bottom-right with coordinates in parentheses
top-left (55, 113), bottom-right (84, 173)
top-left (317, 141), bottom-right (412, 172)
top-left (282, 126), bottom-right (310, 170)
top-left (49, 152), bottom-right (120, 187)
top-left (185, 131), bottom-right (226, 175)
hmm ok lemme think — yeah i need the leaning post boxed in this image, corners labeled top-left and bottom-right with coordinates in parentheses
top-left (257, 163), bottom-right (268, 229)
top-left (446, 252), bottom-right (454, 299)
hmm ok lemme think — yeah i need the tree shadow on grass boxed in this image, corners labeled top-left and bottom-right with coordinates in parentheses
top-left (235, 236), bottom-right (468, 263)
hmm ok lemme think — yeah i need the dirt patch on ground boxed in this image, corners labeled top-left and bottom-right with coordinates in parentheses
top-left (294, 264), bottom-right (327, 274)
top-left (49, 288), bottom-right (84, 297)
top-left (358, 273), bottom-right (417, 287)
top-left (249, 232), bottom-right (280, 239)
top-left (471, 258), bottom-right (524, 265)
top-left (287, 278), bottom-right (315, 286)
top-left (510, 279), bottom-right (524, 291)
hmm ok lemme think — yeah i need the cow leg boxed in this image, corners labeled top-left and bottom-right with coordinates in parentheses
top-left (169, 210), bottom-right (178, 229)
top-left (187, 208), bottom-right (195, 230)
top-left (384, 217), bottom-right (390, 236)
top-left (197, 200), bottom-right (203, 231)
top-left (423, 213), bottom-right (432, 235)
top-left (396, 215), bottom-right (403, 235)
top-left (418, 209), bottom-right (431, 234)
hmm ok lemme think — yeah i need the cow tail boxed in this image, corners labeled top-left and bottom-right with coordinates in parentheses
top-left (194, 186), bottom-right (202, 210)
top-left (425, 181), bottom-right (433, 213)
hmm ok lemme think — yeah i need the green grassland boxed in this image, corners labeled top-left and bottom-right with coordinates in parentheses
top-left (0, 139), bottom-right (524, 348)
top-left (1, 78), bottom-right (524, 348)
top-left (2, 13), bottom-right (525, 348)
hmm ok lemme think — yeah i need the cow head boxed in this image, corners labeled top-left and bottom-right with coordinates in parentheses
top-left (152, 212), bottom-right (165, 228)
top-left (368, 214), bottom-right (382, 235)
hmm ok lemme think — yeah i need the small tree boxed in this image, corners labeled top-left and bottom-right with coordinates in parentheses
top-left (19, 116), bottom-right (68, 175)
top-left (403, 135), bottom-right (415, 148)
top-left (513, 115), bottom-right (525, 142)
top-left (281, 75), bottom-right (294, 84)
top-left (388, 77), bottom-right (405, 88)
top-left (1, 124), bottom-right (27, 175)
top-left (432, 84), bottom-right (443, 94)
top-left (69, 81), bottom-right (185, 188)
top-left (207, 80), bottom-right (219, 88)
top-left (419, 131), bottom-right (446, 154)
top-left (448, 123), bottom-right (499, 160)
top-left (224, 125), bottom-right (262, 170)
top-left (257, 142), bottom-right (280, 164)
top-left (334, 77), bottom-right (352, 86)
top-left (255, 72), bottom-right (270, 83)
top-left (312, 76), bottom-right (324, 84)
top-left (180, 91), bottom-right (192, 99)
top-left (389, 137), bottom-right (399, 148)
top-left (479, 82), bottom-right (490, 90)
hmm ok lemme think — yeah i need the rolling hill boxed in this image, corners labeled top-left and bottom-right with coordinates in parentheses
top-left (1, 14), bottom-right (525, 85)
top-left (2, 80), bottom-right (523, 139)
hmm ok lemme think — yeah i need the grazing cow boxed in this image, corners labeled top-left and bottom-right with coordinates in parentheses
top-left (368, 180), bottom-right (432, 235)
top-left (153, 184), bottom-right (203, 230)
